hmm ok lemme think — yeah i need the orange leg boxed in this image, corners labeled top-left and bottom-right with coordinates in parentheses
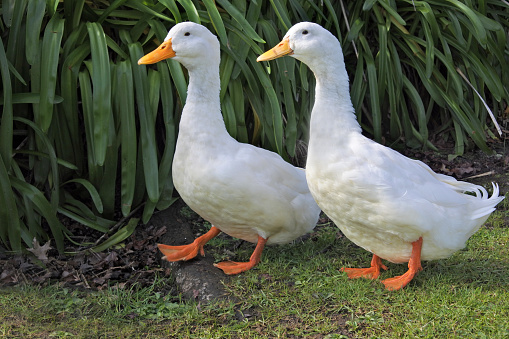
top-left (340, 254), bottom-right (388, 280)
top-left (381, 237), bottom-right (423, 291)
top-left (158, 226), bottom-right (221, 262)
top-left (214, 236), bottom-right (268, 275)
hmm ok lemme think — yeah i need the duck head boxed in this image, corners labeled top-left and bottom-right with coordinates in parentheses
top-left (257, 22), bottom-right (343, 72)
top-left (138, 22), bottom-right (220, 70)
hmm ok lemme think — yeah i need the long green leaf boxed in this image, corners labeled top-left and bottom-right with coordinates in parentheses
top-left (87, 22), bottom-right (112, 166)
top-left (97, 0), bottom-right (128, 23)
top-left (402, 75), bottom-right (428, 142)
top-left (250, 57), bottom-right (283, 155)
top-left (0, 93), bottom-right (63, 104)
top-left (443, 0), bottom-right (487, 46)
top-left (176, 0), bottom-right (200, 23)
top-left (90, 218), bottom-right (139, 252)
top-left (0, 156), bottom-right (21, 252)
top-left (14, 150), bottom-right (77, 169)
top-left (57, 207), bottom-right (109, 233)
top-left (10, 177), bottom-right (68, 254)
top-left (155, 61), bottom-right (176, 211)
top-left (129, 43), bottom-right (159, 202)
top-left (14, 116), bottom-right (61, 208)
top-left (126, 0), bottom-right (174, 22)
top-left (158, 0), bottom-right (182, 23)
top-left (79, 68), bottom-right (101, 186)
top-left (116, 61), bottom-right (137, 217)
top-left (5, 0), bottom-right (27, 64)
top-left (25, 0), bottom-right (46, 66)
top-left (38, 14), bottom-right (64, 133)
top-left (202, 0), bottom-right (228, 45)
top-left (0, 39), bottom-right (13, 167)
top-left (2, 0), bottom-right (15, 27)
top-left (151, 20), bottom-right (188, 104)
top-left (269, 0), bottom-right (292, 31)
top-left (216, 0), bottom-right (265, 43)
top-left (63, 178), bottom-right (104, 214)
top-left (359, 33), bottom-right (381, 142)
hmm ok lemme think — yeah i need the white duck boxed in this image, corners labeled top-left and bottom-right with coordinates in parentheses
top-left (138, 22), bottom-right (320, 275)
top-left (258, 22), bottom-right (504, 290)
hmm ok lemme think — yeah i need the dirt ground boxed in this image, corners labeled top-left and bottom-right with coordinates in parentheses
top-left (1, 143), bottom-right (508, 303)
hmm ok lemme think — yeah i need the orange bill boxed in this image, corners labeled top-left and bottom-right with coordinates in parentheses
top-left (257, 38), bottom-right (293, 62)
top-left (138, 39), bottom-right (175, 65)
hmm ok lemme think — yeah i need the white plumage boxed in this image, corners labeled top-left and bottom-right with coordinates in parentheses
top-left (139, 22), bottom-right (320, 275)
top-left (258, 22), bottom-right (504, 289)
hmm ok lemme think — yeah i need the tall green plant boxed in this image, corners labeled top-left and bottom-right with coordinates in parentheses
top-left (347, 0), bottom-right (507, 154)
top-left (0, 0), bottom-right (507, 254)
top-left (258, 0), bottom-right (508, 154)
top-left (0, 0), bottom-right (316, 253)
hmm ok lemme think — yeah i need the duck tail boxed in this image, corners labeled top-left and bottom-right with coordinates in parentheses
top-left (465, 182), bottom-right (504, 220)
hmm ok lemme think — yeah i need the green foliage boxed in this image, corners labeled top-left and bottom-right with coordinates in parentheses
top-left (0, 0), bottom-right (507, 253)
top-left (339, 0), bottom-right (509, 153)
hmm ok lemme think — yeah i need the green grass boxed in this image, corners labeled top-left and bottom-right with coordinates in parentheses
top-left (1, 198), bottom-right (508, 338)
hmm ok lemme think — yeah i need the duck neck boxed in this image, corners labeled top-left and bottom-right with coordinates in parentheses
top-left (179, 64), bottom-right (228, 137)
top-left (309, 58), bottom-right (360, 138)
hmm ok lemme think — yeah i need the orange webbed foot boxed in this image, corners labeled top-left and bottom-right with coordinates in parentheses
top-left (381, 237), bottom-right (423, 291)
top-left (381, 269), bottom-right (420, 291)
top-left (213, 261), bottom-right (257, 275)
top-left (341, 254), bottom-right (388, 280)
top-left (157, 226), bottom-right (221, 262)
top-left (214, 235), bottom-right (267, 275)
top-left (158, 243), bottom-right (202, 261)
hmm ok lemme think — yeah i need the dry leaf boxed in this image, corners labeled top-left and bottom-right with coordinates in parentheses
top-left (27, 238), bottom-right (52, 261)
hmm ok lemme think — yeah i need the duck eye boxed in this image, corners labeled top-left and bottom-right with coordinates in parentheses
top-left (184, 32), bottom-right (190, 36)
top-left (302, 30), bottom-right (309, 35)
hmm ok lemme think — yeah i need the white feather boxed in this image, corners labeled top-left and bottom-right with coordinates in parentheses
top-left (281, 22), bottom-right (503, 263)
top-left (168, 23), bottom-right (320, 246)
